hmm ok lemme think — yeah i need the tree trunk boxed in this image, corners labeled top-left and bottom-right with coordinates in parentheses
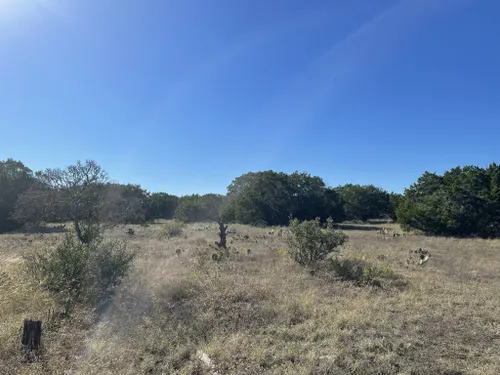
top-left (215, 220), bottom-right (228, 249)
top-left (73, 221), bottom-right (89, 244)
top-left (21, 319), bottom-right (42, 362)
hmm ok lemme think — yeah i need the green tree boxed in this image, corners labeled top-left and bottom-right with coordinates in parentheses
top-left (336, 184), bottom-right (392, 221)
top-left (223, 171), bottom-right (345, 226)
top-left (174, 194), bottom-right (224, 223)
top-left (224, 171), bottom-right (294, 226)
top-left (324, 188), bottom-right (346, 223)
top-left (0, 159), bottom-right (36, 232)
top-left (288, 172), bottom-right (328, 221)
top-left (13, 160), bottom-right (135, 242)
top-left (11, 188), bottom-right (54, 229)
top-left (388, 192), bottom-right (403, 221)
top-left (397, 164), bottom-right (500, 238)
top-left (104, 183), bottom-right (149, 224)
top-left (145, 192), bottom-right (179, 220)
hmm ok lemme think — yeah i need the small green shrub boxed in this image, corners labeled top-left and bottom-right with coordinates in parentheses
top-left (329, 257), bottom-right (368, 281)
top-left (26, 232), bottom-right (135, 306)
top-left (161, 220), bottom-right (184, 238)
top-left (330, 257), bottom-right (397, 287)
top-left (285, 217), bottom-right (348, 266)
top-left (363, 263), bottom-right (395, 281)
top-left (88, 239), bottom-right (135, 302)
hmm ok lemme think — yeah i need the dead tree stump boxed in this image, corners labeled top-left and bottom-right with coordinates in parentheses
top-left (215, 220), bottom-right (228, 249)
top-left (21, 319), bottom-right (42, 361)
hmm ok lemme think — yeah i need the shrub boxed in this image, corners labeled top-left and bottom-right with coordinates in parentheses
top-left (285, 217), bottom-right (348, 266)
top-left (329, 257), bottom-right (369, 282)
top-left (161, 220), bottom-right (184, 238)
top-left (26, 232), bottom-right (135, 306)
top-left (330, 257), bottom-right (398, 287)
top-left (88, 239), bottom-right (135, 302)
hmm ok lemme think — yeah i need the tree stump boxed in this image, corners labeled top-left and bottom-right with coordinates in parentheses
top-left (215, 220), bottom-right (228, 249)
top-left (21, 319), bottom-right (42, 361)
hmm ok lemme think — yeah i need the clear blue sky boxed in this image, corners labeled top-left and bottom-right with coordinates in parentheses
top-left (1, 0), bottom-right (498, 195)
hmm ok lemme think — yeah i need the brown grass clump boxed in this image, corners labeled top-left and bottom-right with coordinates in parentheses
top-left (159, 220), bottom-right (185, 238)
top-left (1, 222), bottom-right (500, 374)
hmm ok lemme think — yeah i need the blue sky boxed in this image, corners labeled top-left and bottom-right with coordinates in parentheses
top-left (1, 0), bottom-right (498, 195)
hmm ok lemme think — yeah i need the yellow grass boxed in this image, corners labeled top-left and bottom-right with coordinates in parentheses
top-left (1, 222), bottom-right (500, 374)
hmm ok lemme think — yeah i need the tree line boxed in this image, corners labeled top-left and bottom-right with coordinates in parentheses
top-left (397, 164), bottom-right (500, 238)
top-left (1, 158), bottom-right (499, 238)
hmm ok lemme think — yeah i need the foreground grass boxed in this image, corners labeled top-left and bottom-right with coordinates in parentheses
top-left (1, 222), bottom-right (500, 374)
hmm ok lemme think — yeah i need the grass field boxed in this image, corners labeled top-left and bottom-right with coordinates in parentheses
top-left (1, 222), bottom-right (500, 374)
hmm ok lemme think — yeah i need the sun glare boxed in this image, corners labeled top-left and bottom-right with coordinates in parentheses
top-left (0, 0), bottom-right (26, 19)
top-left (0, 0), bottom-right (61, 23)
top-left (0, 0), bottom-right (10, 14)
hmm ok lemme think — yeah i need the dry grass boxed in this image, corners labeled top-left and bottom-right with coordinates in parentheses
top-left (1, 221), bottom-right (500, 374)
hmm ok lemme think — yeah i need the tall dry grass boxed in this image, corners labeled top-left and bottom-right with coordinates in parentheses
top-left (1, 221), bottom-right (500, 374)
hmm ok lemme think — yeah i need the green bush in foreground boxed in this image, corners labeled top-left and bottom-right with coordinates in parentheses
top-left (26, 232), bottom-right (135, 306)
top-left (285, 217), bottom-right (348, 266)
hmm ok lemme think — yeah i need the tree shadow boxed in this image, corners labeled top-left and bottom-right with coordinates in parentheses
top-left (23, 224), bottom-right (68, 234)
top-left (366, 219), bottom-right (393, 224)
top-left (335, 224), bottom-right (381, 231)
top-left (43, 225), bottom-right (68, 233)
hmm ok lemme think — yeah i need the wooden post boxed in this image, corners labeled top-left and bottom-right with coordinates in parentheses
top-left (21, 319), bottom-right (42, 361)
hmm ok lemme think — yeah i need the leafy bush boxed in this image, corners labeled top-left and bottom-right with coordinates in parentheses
top-left (330, 257), bottom-right (398, 287)
top-left (161, 220), bottom-right (184, 238)
top-left (89, 239), bottom-right (135, 302)
top-left (285, 217), bottom-right (348, 266)
top-left (329, 257), bottom-right (369, 281)
top-left (26, 232), bottom-right (135, 306)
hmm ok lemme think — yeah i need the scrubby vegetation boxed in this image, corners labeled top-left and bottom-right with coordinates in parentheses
top-left (160, 220), bottom-right (185, 238)
top-left (329, 256), bottom-right (402, 288)
top-left (285, 217), bottom-right (348, 266)
top-left (26, 231), bottom-right (134, 307)
top-left (5, 158), bottom-right (500, 239)
top-left (2, 158), bottom-right (500, 374)
top-left (3, 222), bottom-right (500, 374)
